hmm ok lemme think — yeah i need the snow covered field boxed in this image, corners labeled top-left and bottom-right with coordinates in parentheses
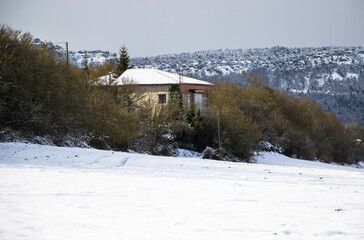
top-left (1, 142), bottom-right (364, 240)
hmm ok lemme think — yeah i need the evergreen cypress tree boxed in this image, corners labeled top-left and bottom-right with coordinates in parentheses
top-left (113, 44), bottom-right (131, 78)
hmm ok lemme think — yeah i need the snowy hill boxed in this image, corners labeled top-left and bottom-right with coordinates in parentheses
top-left (32, 38), bottom-right (118, 68)
top-left (1, 142), bottom-right (364, 239)
top-left (68, 49), bottom-right (117, 68)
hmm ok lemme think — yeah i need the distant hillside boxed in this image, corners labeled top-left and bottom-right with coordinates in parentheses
top-left (33, 38), bottom-right (118, 68)
top-left (35, 38), bottom-right (363, 126)
top-left (131, 47), bottom-right (364, 126)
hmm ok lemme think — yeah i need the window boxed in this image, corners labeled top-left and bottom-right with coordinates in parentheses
top-left (158, 94), bottom-right (166, 104)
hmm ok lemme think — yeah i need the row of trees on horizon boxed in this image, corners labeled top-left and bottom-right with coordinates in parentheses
top-left (1, 25), bottom-right (363, 164)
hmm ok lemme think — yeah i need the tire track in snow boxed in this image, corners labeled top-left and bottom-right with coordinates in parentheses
top-left (117, 157), bottom-right (129, 167)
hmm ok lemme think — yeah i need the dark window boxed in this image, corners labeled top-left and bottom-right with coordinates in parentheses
top-left (158, 94), bottom-right (166, 104)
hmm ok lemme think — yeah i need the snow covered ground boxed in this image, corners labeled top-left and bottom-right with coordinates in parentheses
top-left (1, 142), bottom-right (364, 240)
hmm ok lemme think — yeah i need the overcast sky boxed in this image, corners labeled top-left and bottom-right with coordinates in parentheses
top-left (1, 0), bottom-right (363, 57)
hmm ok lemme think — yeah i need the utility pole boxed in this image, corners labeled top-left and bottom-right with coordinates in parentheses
top-left (178, 69), bottom-right (183, 84)
top-left (217, 110), bottom-right (221, 152)
top-left (65, 41), bottom-right (69, 65)
top-left (54, 41), bottom-right (69, 65)
top-left (109, 72), bottom-right (112, 85)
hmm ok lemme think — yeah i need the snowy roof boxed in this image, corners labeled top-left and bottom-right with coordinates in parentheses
top-left (114, 69), bottom-right (213, 86)
top-left (96, 74), bottom-right (115, 85)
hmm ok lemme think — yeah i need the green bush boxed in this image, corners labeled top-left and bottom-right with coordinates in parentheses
top-left (202, 77), bottom-right (362, 164)
top-left (205, 82), bottom-right (262, 160)
top-left (0, 25), bottom-right (139, 150)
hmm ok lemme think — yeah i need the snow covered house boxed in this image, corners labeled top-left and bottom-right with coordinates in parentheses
top-left (99, 68), bottom-right (213, 111)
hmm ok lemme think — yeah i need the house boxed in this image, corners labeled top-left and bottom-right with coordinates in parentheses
top-left (99, 68), bottom-right (213, 111)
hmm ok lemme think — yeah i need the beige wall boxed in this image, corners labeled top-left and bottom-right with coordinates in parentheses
top-left (116, 84), bottom-right (210, 111)
top-left (116, 85), bottom-right (170, 107)
top-left (138, 85), bottom-right (170, 106)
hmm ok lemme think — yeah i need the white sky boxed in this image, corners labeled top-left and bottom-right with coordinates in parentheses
top-left (0, 0), bottom-right (363, 57)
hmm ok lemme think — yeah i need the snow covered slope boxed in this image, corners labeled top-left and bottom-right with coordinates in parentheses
top-left (32, 38), bottom-right (118, 68)
top-left (1, 142), bottom-right (363, 239)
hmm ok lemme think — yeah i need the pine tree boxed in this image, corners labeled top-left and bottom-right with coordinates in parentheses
top-left (113, 44), bottom-right (131, 78)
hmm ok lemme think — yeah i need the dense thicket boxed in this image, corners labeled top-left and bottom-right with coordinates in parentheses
top-left (197, 77), bottom-right (364, 164)
top-left (0, 25), bottom-right (138, 149)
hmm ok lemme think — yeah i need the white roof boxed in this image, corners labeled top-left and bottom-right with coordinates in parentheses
top-left (114, 69), bottom-right (213, 86)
